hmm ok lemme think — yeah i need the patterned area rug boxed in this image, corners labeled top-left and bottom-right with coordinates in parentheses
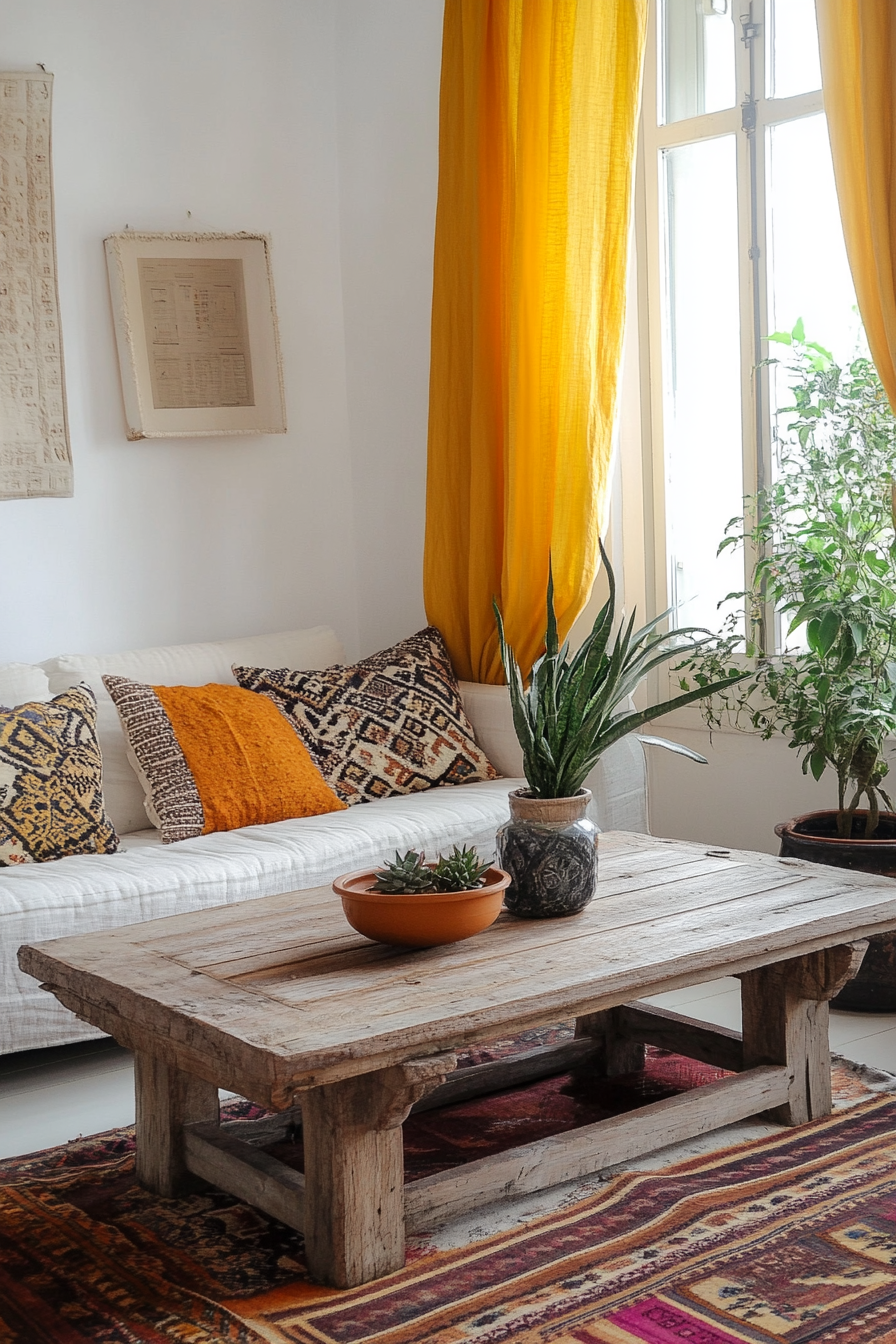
top-left (0, 1037), bottom-right (894, 1343)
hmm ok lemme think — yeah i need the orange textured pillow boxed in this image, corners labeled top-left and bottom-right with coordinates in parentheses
top-left (103, 676), bottom-right (346, 842)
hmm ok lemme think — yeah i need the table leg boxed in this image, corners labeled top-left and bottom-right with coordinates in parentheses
top-left (301, 1054), bottom-right (456, 1288)
top-left (576, 1009), bottom-right (646, 1076)
top-left (134, 1051), bottom-right (219, 1197)
top-left (740, 942), bottom-right (867, 1126)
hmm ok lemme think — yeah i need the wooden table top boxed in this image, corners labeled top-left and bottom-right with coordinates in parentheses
top-left (19, 831), bottom-right (896, 1109)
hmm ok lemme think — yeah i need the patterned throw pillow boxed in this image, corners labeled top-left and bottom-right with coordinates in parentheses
top-left (103, 676), bottom-right (346, 843)
top-left (234, 626), bottom-right (497, 805)
top-left (0, 685), bottom-right (119, 865)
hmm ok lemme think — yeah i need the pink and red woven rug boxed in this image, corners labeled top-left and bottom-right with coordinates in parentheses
top-left (1, 1033), bottom-right (894, 1342)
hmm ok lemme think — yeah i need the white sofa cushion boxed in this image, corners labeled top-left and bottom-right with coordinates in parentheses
top-left (0, 662), bottom-right (50, 706)
top-left (458, 681), bottom-right (526, 778)
top-left (42, 627), bottom-right (346, 836)
top-left (3, 777), bottom-right (522, 1055)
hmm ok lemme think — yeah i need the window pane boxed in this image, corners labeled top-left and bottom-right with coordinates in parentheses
top-left (766, 113), bottom-right (859, 651)
top-left (768, 0), bottom-right (821, 99)
top-left (767, 114), bottom-right (860, 374)
top-left (660, 136), bottom-right (744, 635)
top-left (659, 0), bottom-right (736, 125)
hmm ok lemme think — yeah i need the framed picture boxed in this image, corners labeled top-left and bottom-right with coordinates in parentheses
top-left (104, 231), bottom-right (287, 439)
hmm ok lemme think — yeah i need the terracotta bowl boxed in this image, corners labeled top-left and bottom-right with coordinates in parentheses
top-left (332, 866), bottom-right (511, 948)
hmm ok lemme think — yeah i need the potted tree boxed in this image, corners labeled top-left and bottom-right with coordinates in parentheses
top-left (492, 547), bottom-right (746, 919)
top-left (687, 325), bottom-right (896, 1009)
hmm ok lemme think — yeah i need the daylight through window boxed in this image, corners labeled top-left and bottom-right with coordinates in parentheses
top-left (639, 0), bottom-right (860, 647)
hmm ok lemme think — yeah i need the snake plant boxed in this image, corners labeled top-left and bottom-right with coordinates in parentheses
top-left (493, 541), bottom-right (748, 800)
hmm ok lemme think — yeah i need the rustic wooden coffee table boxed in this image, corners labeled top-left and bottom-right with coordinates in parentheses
top-left (19, 831), bottom-right (896, 1288)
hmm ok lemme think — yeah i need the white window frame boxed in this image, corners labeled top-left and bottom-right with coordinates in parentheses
top-left (626, 0), bottom-right (825, 694)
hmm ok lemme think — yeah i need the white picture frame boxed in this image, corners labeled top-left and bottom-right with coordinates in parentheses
top-left (104, 231), bottom-right (287, 439)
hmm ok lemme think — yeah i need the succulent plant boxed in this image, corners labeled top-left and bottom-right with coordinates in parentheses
top-left (372, 850), bottom-right (435, 894)
top-left (370, 845), bottom-right (492, 894)
top-left (431, 844), bottom-right (491, 892)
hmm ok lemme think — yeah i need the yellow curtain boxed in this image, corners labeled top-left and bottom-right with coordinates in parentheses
top-left (816, 1), bottom-right (896, 411)
top-left (424, 0), bottom-right (647, 684)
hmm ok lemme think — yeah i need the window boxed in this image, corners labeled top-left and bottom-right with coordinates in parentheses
top-left (636, 0), bottom-right (860, 647)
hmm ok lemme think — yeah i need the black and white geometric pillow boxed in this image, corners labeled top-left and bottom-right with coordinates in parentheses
top-left (234, 627), bottom-right (497, 804)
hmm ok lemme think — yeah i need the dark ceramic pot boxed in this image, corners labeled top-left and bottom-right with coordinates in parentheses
top-left (496, 788), bottom-right (597, 919)
top-left (775, 809), bottom-right (896, 1012)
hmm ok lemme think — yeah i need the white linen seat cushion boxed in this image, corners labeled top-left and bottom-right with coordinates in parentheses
top-left (2, 777), bottom-right (522, 1055)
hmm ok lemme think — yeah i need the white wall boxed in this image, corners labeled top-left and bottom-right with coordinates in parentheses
top-left (334, 0), bottom-right (443, 655)
top-left (645, 715), bottom-right (839, 854)
top-left (1, 0), bottom-right (361, 664)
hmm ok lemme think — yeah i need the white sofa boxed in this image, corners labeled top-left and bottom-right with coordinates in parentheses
top-left (0, 626), bottom-right (648, 1056)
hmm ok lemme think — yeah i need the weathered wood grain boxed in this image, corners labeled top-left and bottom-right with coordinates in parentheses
top-left (134, 1051), bottom-right (219, 1197)
top-left (739, 941), bottom-right (868, 1125)
top-left (52, 837), bottom-right (720, 970)
top-left (301, 1068), bottom-right (405, 1288)
top-left (404, 1065), bottom-right (790, 1231)
top-left (220, 1105), bottom-right (303, 1146)
top-left (21, 847), bottom-right (896, 1100)
top-left (410, 1038), bottom-right (601, 1113)
top-left (214, 1038), bottom-right (604, 1142)
top-left (253, 876), bottom-right (879, 1018)
top-left (37, 981), bottom-right (283, 1108)
top-left (741, 941), bottom-right (868, 1002)
top-left (23, 831), bottom-right (891, 1288)
top-left (184, 1122), bottom-right (305, 1230)
top-left (202, 853), bottom-right (743, 979)
top-left (614, 1001), bottom-right (744, 1072)
top-left (742, 972), bottom-right (822, 1125)
top-left (229, 863), bottom-right (804, 996)
top-left (575, 1009), bottom-right (646, 1075)
top-left (266, 888), bottom-right (896, 1075)
top-left (373, 1054), bottom-right (459, 1128)
top-left (298, 1054), bottom-right (457, 1285)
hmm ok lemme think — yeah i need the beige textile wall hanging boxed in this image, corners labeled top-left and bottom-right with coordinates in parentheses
top-left (0, 71), bottom-right (71, 500)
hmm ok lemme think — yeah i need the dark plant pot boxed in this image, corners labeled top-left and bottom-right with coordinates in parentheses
top-left (496, 788), bottom-right (597, 919)
top-left (775, 809), bottom-right (896, 1012)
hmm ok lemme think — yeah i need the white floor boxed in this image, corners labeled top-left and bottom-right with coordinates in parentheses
top-left (0, 1036), bottom-right (136, 1160)
top-left (2, 979), bottom-right (896, 1163)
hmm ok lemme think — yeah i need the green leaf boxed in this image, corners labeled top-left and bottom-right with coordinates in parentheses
top-left (792, 317), bottom-right (805, 342)
top-left (849, 621), bottom-right (867, 652)
top-left (544, 560), bottom-right (559, 659)
top-left (493, 546), bottom-right (750, 798)
top-left (592, 669), bottom-right (751, 757)
top-left (807, 609), bottom-right (840, 659)
top-left (637, 735), bottom-right (708, 764)
top-left (809, 748), bottom-right (827, 781)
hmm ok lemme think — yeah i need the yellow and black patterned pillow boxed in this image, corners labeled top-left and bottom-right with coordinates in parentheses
top-left (234, 626), bottom-right (497, 805)
top-left (0, 684), bottom-right (119, 865)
